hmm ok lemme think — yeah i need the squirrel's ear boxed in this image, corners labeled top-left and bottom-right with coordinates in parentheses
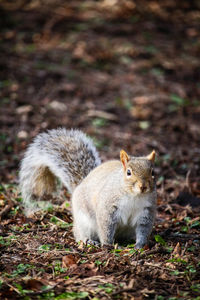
top-left (120, 150), bottom-right (130, 169)
top-left (147, 150), bottom-right (156, 163)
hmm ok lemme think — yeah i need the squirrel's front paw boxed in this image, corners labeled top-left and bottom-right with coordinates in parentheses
top-left (135, 242), bottom-right (146, 249)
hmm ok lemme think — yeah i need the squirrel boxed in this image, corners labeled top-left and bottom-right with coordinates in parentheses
top-left (19, 128), bottom-right (157, 249)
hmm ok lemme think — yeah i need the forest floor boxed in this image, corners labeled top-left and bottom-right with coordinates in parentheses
top-left (0, 0), bottom-right (200, 299)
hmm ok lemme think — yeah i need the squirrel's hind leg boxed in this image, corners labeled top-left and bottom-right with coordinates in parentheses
top-left (97, 209), bottom-right (118, 246)
top-left (73, 210), bottom-right (99, 244)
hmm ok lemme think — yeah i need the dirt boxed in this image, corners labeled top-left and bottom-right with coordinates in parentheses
top-left (0, 0), bottom-right (200, 299)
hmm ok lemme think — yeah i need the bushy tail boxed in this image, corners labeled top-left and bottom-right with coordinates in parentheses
top-left (19, 128), bottom-right (101, 215)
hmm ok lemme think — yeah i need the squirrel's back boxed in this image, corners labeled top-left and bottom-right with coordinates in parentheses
top-left (19, 128), bottom-right (101, 215)
top-left (80, 160), bottom-right (122, 193)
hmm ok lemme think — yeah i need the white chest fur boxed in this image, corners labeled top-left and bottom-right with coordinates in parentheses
top-left (117, 193), bottom-right (153, 227)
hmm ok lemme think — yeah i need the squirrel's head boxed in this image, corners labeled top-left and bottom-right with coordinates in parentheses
top-left (120, 149), bottom-right (156, 195)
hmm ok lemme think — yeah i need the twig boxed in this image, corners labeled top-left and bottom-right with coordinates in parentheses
top-left (25, 284), bottom-right (58, 296)
top-left (10, 227), bottom-right (52, 234)
top-left (49, 214), bottom-right (69, 224)
top-left (0, 201), bottom-right (14, 220)
top-left (112, 287), bottom-right (136, 296)
top-left (144, 262), bottom-right (172, 271)
top-left (169, 233), bottom-right (200, 240)
top-left (6, 283), bottom-right (21, 295)
top-left (185, 169), bottom-right (192, 193)
top-left (181, 242), bottom-right (188, 256)
top-left (140, 247), bottom-right (167, 257)
top-left (87, 109), bottom-right (117, 121)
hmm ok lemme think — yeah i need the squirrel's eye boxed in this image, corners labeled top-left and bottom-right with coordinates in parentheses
top-left (151, 169), bottom-right (155, 177)
top-left (127, 169), bottom-right (132, 176)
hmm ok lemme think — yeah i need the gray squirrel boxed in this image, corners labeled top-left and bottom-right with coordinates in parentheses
top-left (19, 128), bottom-right (157, 249)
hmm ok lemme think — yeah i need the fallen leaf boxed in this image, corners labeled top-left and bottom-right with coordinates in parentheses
top-left (26, 279), bottom-right (45, 291)
top-left (172, 242), bottom-right (181, 257)
top-left (62, 255), bottom-right (77, 268)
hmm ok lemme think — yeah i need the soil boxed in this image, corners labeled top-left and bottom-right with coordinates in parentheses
top-left (0, 1), bottom-right (200, 299)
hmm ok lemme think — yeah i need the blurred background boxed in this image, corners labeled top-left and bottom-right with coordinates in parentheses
top-left (0, 0), bottom-right (200, 202)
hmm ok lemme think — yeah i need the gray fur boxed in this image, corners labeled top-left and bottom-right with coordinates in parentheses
top-left (72, 159), bottom-right (157, 248)
top-left (135, 206), bottom-right (156, 249)
top-left (19, 128), bottom-right (156, 249)
top-left (19, 128), bottom-right (101, 215)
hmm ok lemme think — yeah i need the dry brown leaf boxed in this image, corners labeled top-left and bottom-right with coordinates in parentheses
top-left (26, 279), bottom-right (46, 291)
top-left (62, 254), bottom-right (77, 268)
top-left (172, 242), bottom-right (181, 257)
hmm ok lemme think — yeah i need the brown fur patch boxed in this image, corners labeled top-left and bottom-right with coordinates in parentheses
top-left (128, 159), bottom-right (152, 179)
top-left (33, 166), bottom-right (56, 197)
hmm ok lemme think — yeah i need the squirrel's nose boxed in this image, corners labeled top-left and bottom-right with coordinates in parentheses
top-left (139, 183), bottom-right (147, 193)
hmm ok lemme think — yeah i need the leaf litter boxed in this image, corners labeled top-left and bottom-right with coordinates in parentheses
top-left (0, 0), bottom-right (200, 299)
